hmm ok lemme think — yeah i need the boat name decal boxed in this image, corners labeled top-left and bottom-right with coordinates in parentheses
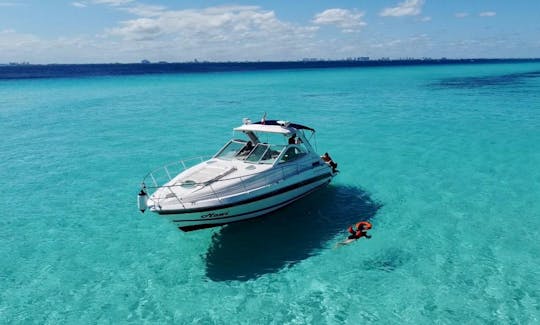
top-left (201, 211), bottom-right (229, 219)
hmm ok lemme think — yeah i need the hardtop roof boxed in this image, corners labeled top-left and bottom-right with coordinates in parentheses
top-left (233, 120), bottom-right (315, 135)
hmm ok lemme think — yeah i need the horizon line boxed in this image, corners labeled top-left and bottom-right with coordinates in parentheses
top-left (2, 57), bottom-right (540, 66)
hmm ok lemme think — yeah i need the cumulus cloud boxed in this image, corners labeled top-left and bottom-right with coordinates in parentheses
top-left (96, 2), bottom-right (311, 40)
top-left (108, 18), bottom-right (162, 41)
top-left (380, 0), bottom-right (424, 17)
top-left (80, 2), bottom-right (365, 60)
top-left (97, 5), bottom-right (323, 61)
top-left (4, 2), bottom-right (350, 63)
top-left (479, 11), bottom-right (496, 17)
top-left (106, 5), bottom-right (310, 42)
top-left (455, 12), bottom-right (469, 18)
top-left (312, 9), bottom-right (366, 32)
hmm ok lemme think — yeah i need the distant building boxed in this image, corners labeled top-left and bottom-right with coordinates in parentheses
top-left (9, 61), bottom-right (30, 65)
top-left (345, 57), bottom-right (370, 61)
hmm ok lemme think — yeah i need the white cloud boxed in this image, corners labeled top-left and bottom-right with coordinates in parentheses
top-left (479, 11), bottom-right (496, 17)
top-left (312, 9), bottom-right (366, 32)
top-left (410, 33), bottom-right (429, 42)
top-left (106, 6), bottom-right (300, 41)
top-left (71, 2), bottom-right (87, 8)
top-left (371, 34), bottom-right (429, 49)
top-left (371, 39), bottom-right (402, 49)
top-left (2, 4), bottom-right (339, 63)
top-left (0, 29), bottom-right (39, 46)
top-left (3, 2), bottom-right (527, 63)
top-left (419, 16), bottom-right (431, 22)
top-left (92, 0), bottom-right (134, 6)
top-left (0, 2), bottom-right (24, 6)
top-left (98, 5), bottom-right (321, 61)
top-left (125, 4), bottom-right (167, 17)
top-left (455, 12), bottom-right (469, 18)
top-left (108, 18), bottom-right (162, 41)
top-left (380, 0), bottom-right (424, 17)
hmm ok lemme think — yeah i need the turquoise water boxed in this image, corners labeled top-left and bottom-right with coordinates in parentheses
top-left (2, 63), bottom-right (540, 323)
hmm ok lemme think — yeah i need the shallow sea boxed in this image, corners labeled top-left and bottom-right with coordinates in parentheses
top-left (1, 63), bottom-right (540, 323)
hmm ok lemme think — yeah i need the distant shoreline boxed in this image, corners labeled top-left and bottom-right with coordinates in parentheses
top-left (1, 58), bottom-right (539, 80)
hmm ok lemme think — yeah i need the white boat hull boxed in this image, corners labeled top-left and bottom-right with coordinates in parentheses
top-left (156, 172), bottom-right (332, 231)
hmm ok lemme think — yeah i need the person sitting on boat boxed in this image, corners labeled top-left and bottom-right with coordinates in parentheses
top-left (288, 134), bottom-right (297, 145)
top-left (238, 141), bottom-right (254, 156)
top-left (321, 152), bottom-right (338, 172)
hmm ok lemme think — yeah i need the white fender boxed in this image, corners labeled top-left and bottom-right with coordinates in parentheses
top-left (137, 189), bottom-right (148, 213)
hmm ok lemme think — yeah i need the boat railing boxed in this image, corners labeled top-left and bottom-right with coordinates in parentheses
top-left (141, 156), bottom-right (322, 209)
top-left (141, 156), bottom-right (209, 188)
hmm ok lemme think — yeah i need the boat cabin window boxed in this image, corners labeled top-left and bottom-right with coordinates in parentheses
top-left (245, 144), bottom-right (285, 164)
top-left (214, 140), bottom-right (246, 160)
top-left (279, 145), bottom-right (307, 163)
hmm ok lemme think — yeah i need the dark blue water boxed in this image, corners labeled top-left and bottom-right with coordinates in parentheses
top-left (2, 59), bottom-right (539, 80)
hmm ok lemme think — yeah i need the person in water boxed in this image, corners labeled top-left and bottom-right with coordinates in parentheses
top-left (348, 222), bottom-right (372, 240)
top-left (336, 221), bottom-right (372, 247)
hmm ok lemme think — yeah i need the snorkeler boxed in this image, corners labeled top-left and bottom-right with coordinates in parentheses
top-left (336, 221), bottom-right (372, 247)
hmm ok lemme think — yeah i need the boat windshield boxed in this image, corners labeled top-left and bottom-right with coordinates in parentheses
top-left (214, 140), bottom-right (246, 160)
top-left (245, 144), bottom-right (285, 164)
top-left (279, 145), bottom-right (307, 163)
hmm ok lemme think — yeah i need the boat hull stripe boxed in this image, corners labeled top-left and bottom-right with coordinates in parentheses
top-left (162, 172), bottom-right (332, 215)
top-left (173, 180), bottom-right (329, 224)
top-left (177, 186), bottom-right (323, 231)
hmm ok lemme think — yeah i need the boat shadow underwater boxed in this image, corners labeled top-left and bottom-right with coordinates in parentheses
top-left (204, 185), bottom-right (382, 282)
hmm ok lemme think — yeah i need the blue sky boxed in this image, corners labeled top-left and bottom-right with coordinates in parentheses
top-left (1, 0), bottom-right (539, 63)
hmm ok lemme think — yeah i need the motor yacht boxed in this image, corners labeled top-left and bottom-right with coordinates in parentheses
top-left (137, 119), bottom-right (338, 231)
